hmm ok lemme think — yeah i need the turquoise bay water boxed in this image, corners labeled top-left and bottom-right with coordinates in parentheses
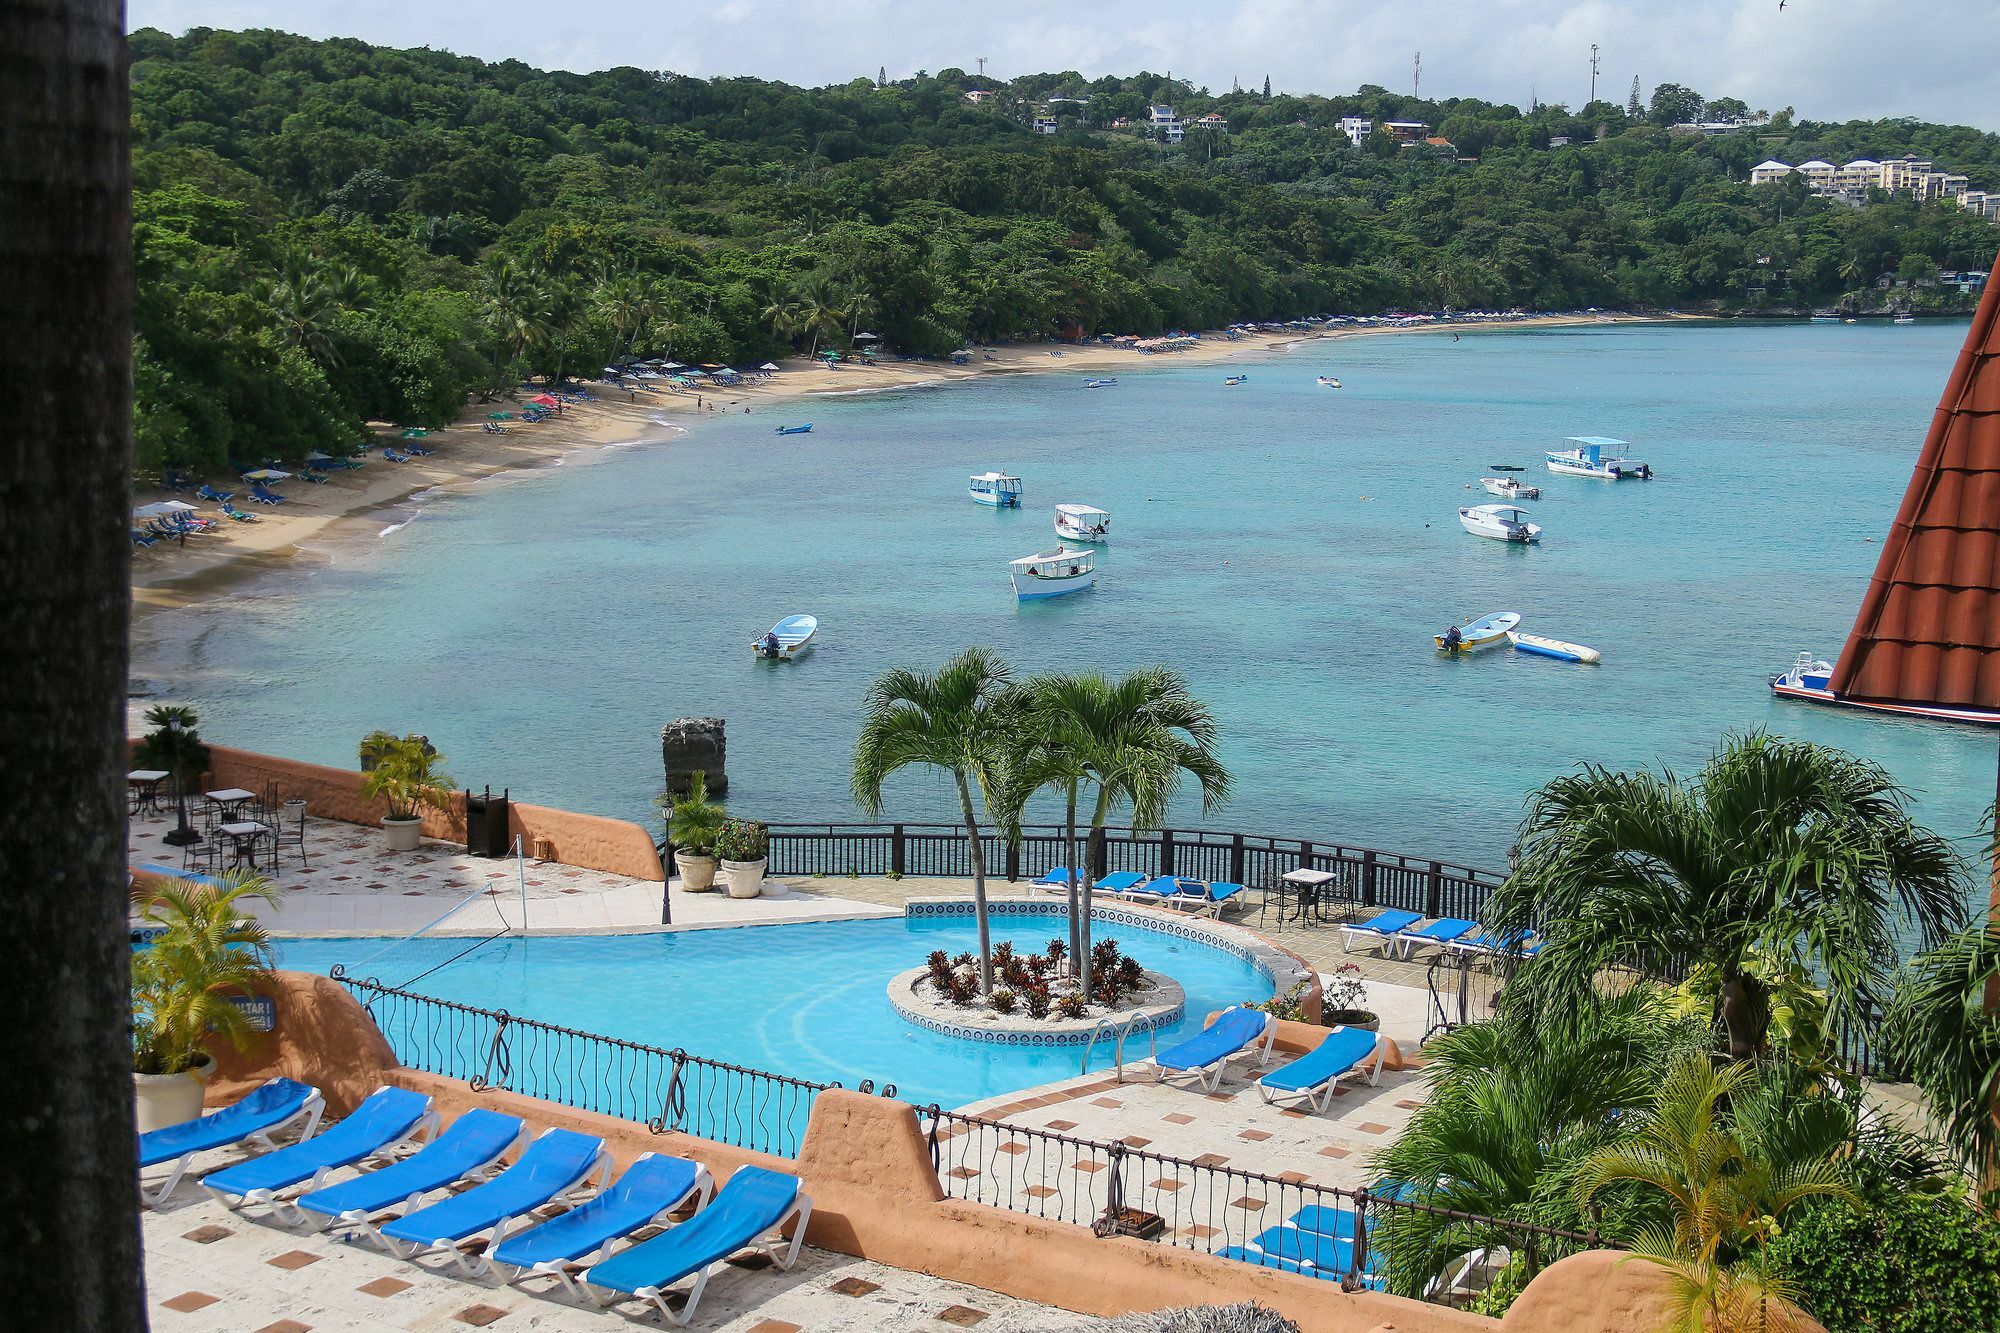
top-left (143, 321), bottom-right (1993, 885)
top-left (275, 915), bottom-right (1273, 1113)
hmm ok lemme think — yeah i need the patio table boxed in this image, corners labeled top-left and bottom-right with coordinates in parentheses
top-left (128, 769), bottom-right (169, 815)
top-left (1263, 867), bottom-right (1344, 928)
top-left (218, 821), bottom-right (270, 872)
top-left (205, 788), bottom-right (257, 820)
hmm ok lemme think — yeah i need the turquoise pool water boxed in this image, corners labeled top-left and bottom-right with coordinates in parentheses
top-left (275, 913), bottom-right (1276, 1111)
top-left (138, 320), bottom-right (1994, 894)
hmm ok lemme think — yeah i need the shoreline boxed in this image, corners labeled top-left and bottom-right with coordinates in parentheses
top-left (127, 312), bottom-right (1660, 628)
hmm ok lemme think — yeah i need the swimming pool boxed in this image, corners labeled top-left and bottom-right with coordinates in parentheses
top-left (276, 909), bottom-right (1280, 1113)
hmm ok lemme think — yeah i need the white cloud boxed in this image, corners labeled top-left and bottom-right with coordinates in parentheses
top-left (130, 0), bottom-right (2000, 130)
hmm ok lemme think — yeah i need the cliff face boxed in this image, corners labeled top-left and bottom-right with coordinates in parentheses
top-left (662, 716), bottom-right (728, 796)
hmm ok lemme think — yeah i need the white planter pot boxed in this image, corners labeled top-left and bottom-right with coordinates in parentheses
top-left (675, 851), bottom-right (718, 892)
top-left (134, 1054), bottom-right (215, 1133)
top-left (721, 857), bottom-right (767, 899)
top-left (382, 816), bottom-right (422, 851)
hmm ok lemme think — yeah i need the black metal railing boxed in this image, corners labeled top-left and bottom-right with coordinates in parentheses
top-left (332, 971), bottom-right (858, 1157)
top-left (713, 822), bottom-right (1509, 922)
top-left (920, 1105), bottom-right (1603, 1304)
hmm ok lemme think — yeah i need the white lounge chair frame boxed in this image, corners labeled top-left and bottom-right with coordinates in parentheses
top-left (1256, 1034), bottom-right (1388, 1113)
top-left (499, 1159), bottom-right (714, 1301)
top-left (590, 1193), bottom-right (814, 1327)
top-left (141, 1086), bottom-right (327, 1207)
top-left (1154, 1014), bottom-right (1277, 1093)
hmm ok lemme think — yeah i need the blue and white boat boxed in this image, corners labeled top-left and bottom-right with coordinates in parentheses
top-left (1084, 378), bottom-right (1118, 389)
top-left (1508, 631), bottom-right (1601, 664)
top-left (1770, 651), bottom-right (2000, 726)
top-left (774, 424), bottom-right (812, 435)
top-left (969, 472), bottom-right (1024, 507)
top-left (752, 614), bottom-right (817, 659)
top-left (1223, 374), bottom-right (1249, 386)
top-left (1010, 547), bottom-right (1096, 600)
top-left (1054, 503), bottom-right (1110, 542)
top-left (1435, 611), bottom-right (1521, 654)
top-left (1545, 436), bottom-right (1652, 480)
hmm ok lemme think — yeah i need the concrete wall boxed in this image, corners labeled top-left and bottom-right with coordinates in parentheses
top-left (199, 970), bottom-right (1810, 1333)
top-left (181, 744), bottom-right (663, 882)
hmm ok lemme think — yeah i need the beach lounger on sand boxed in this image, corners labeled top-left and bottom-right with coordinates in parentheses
top-left (138, 1078), bottom-right (324, 1206)
top-left (1392, 917), bottom-right (1478, 958)
top-left (202, 1085), bottom-right (436, 1213)
top-left (584, 1165), bottom-right (812, 1326)
top-left (379, 1127), bottom-right (610, 1270)
top-left (1256, 1026), bottom-right (1386, 1112)
top-left (491, 1152), bottom-right (712, 1297)
top-left (292, 1108), bottom-right (524, 1237)
top-left (1153, 1006), bottom-right (1274, 1092)
top-left (1339, 909), bottom-right (1422, 955)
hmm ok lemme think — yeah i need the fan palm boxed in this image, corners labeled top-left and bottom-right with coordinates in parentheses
top-left (131, 875), bottom-right (279, 1076)
top-left (1488, 733), bottom-right (1963, 1059)
top-left (1574, 1055), bottom-right (1855, 1333)
top-left (1886, 919), bottom-right (2000, 1193)
top-left (852, 648), bottom-right (1019, 992)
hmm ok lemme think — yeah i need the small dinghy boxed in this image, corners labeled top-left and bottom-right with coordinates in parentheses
top-left (1435, 611), bottom-right (1522, 654)
top-left (1084, 378), bottom-right (1118, 389)
top-left (1481, 476), bottom-right (1542, 500)
top-left (1459, 504), bottom-right (1542, 543)
top-left (1508, 631), bottom-right (1600, 664)
top-left (1223, 374), bottom-right (1248, 386)
top-left (1317, 376), bottom-right (1342, 388)
top-left (774, 424), bottom-right (813, 435)
top-left (752, 614), bottom-right (817, 659)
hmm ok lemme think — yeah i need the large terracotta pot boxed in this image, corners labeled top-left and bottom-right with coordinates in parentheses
top-left (382, 816), bottom-right (422, 852)
top-left (134, 1053), bottom-right (215, 1133)
top-left (675, 851), bottom-right (718, 892)
top-left (1326, 1009), bottom-right (1380, 1033)
top-left (721, 857), bottom-right (767, 899)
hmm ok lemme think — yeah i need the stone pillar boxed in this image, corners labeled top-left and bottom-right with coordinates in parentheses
top-left (660, 717), bottom-right (727, 796)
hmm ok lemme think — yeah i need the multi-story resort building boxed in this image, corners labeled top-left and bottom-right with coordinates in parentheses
top-left (1751, 153), bottom-right (1982, 212)
top-left (1148, 104), bottom-right (1183, 143)
top-left (1379, 119), bottom-right (1430, 145)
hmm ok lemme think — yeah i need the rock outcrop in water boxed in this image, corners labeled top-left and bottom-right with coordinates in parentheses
top-left (660, 717), bottom-right (726, 796)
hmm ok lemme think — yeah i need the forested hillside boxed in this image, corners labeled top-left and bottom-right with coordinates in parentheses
top-left (129, 26), bottom-right (2000, 471)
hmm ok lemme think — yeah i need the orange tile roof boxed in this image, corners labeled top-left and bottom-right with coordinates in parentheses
top-left (1831, 259), bottom-right (2000, 711)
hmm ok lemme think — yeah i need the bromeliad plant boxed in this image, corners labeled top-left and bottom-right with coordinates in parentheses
top-left (357, 730), bottom-right (455, 821)
top-left (131, 874), bottom-right (278, 1076)
top-left (714, 818), bottom-right (769, 863)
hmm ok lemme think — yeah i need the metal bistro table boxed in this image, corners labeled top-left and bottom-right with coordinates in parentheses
top-left (204, 787), bottom-right (258, 821)
top-left (1262, 867), bottom-right (1345, 928)
top-left (127, 769), bottom-right (169, 816)
top-left (218, 821), bottom-right (271, 873)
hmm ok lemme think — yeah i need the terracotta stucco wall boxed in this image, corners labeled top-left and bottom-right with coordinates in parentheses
top-left (509, 799), bottom-right (664, 882)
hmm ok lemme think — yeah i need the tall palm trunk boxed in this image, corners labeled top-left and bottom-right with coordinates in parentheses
top-left (1, 2), bottom-right (144, 1325)
top-left (1718, 972), bottom-right (1769, 1061)
top-left (1080, 783), bottom-right (1116, 991)
top-left (956, 772), bottom-right (994, 993)
top-left (1064, 783), bottom-right (1081, 968)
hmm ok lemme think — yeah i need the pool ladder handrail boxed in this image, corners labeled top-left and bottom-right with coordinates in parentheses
top-left (1080, 1008), bottom-right (1156, 1083)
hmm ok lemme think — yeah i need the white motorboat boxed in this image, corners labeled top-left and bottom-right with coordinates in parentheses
top-left (1458, 504), bottom-right (1541, 543)
top-left (1508, 631), bottom-right (1600, 664)
top-left (752, 614), bottom-right (817, 659)
top-left (1481, 476), bottom-right (1541, 500)
top-left (969, 471), bottom-right (1024, 507)
top-left (1316, 375), bottom-right (1342, 388)
top-left (1435, 611), bottom-right (1522, 654)
top-left (1054, 503), bottom-right (1110, 542)
top-left (1545, 436), bottom-right (1652, 480)
top-left (1010, 547), bottom-right (1096, 600)
top-left (1084, 378), bottom-right (1117, 389)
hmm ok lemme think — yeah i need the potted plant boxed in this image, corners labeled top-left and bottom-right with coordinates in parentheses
top-left (663, 772), bottom-right (725, 891)
top-left (715, 817), bottom-right (769, 899)
top-left (131, 874), bottom-right (278, 1131)
top-left (358, 730), bottom-right (454, 851)
top-left (1323, 962), bottom-right (1379, 1031)
top-left (133, 704), bottom-right (212, 845)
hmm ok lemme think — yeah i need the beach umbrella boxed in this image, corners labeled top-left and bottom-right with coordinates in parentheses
top-left (531, 394), bottom-right (558, 406)
top-left (400, 427), bottom-right (429, 438)
top-left (242, 468), bottom-right (290, 482)
top-left (133, 501), bottom-right (197, 519)
top-left (489, 412), bottom-right (514, 419)
top-left (853, 331), bottom-right (881, 342)
top-left (305, 450), bottom-right (333, 463)
top-left (758, 362), bottom-right (780, 371)
top-left (660, 361), bottom-right (685, 370)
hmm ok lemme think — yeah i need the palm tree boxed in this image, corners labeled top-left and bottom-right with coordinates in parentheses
top-left (257, 257), bottom-right (346, 367)
top-left (480, 259), bottom-right (553, 371)
top-left (763, 292), bottom-right (806, 347)
top-left (4, 3), bottom-right (147, 1318)
top-left (1000, 675), bottom-right (1095, 963)
top-left (1885, 918), bottom-right (2000, 1193)
top-left (1053, 669), bottom-right (1229, 989)
top-left (845, 286), bottom-right (877, 345)
top-left (1574, 1056), bottom-right (1854, 1333)
top-left (852, 648), bottom-right (1019, 992)
top-left (595, 275), bottom-right (663, 363)
top-left (130, 875), bottom-right (280, 1076)
top-left (798, 279), bottom-right (849, 361)
top-left (1489, 733), bottom-right (1963, 1060)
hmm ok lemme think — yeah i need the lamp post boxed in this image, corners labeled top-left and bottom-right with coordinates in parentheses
top-left (161, 712), bottom-right (200, 847)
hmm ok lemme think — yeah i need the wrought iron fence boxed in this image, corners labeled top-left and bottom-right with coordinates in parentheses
top-left (919, 1105), bottom-right (1603, 1303)
top-left (332, 971), bottom-right (856, 1157)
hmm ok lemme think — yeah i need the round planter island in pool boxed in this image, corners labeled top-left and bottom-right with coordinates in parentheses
top-left (887, 965), bottom-right (1186, 1045)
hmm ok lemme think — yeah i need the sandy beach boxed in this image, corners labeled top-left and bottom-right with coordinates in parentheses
top-left (128, 313), bottom-right (1656, 621)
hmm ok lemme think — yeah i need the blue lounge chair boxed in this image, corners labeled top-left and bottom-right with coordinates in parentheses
top-left (196, 484), bottom-right (233, 502)
top-left (1129, 876), bottom-right (1248, 918)
top-left (1448, 928), bottom-right (1541, 958)
top-left (1393, 917), bottom-right (1479, 958)
top-left (382, 448), bottom-right (412, 463)
top-left (222, 502), bottom-right (259, 522)
top-left (1256, 1026), bottom-right (1386, 1112)
top-left (131, 528), bottom-right (158, 547)
top-left (202, 1085), bottom-right (436, 1212)
top-left (1032, 867), bottom-right (1080, 891)
top-left (584, 1166), bottom-right (812, 1326)
top-left (492, 1152), bottom-right (712, 1297)
top-left (1091, 871), bottom-right (1148, 894)
top-left (1338, 909), bottom-right (1422, 955)
top-left (249, 482), bottom-right (288, 505)
top-left (380, 1127), bottom-right (610, 1270)
top-left (1153, 1006), bottom-right (1274, 1092)
top-left (1290, 1203), bottom-right (1361, 1239)
top-left (292, 1108), bottom-right (524, 1237)
top-left (138, 1078), bottom-right (324, 1206)
top-left (162, 468), bottom-right (195, 491)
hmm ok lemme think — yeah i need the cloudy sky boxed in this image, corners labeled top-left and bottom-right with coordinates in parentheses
top-left (130, 0), bottom-right (2000, 130)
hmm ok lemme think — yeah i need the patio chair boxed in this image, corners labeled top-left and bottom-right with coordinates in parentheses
top-left (583, 1165), bottom-right (812, 1326)
top-left (1152, 1006), bottom-right (1275, 1092)
top-left (491, 1152), bottom-right (712, 1297)
top-left (138, 1077), bottom-right (325, 1206)
top-left (292, 1107), bottom-right (525, 1238)
top-left (1391, 917), bottom-right (1479, 959)
top-left (203, 1085), bottom-right (437, 1213)
top-left (1256, 1025), bottom-right (1386, 1112)
top-left (1338, 909), bottom-right (1422, 955)
top-left (380, 1128), bottom-right (611, 1271)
